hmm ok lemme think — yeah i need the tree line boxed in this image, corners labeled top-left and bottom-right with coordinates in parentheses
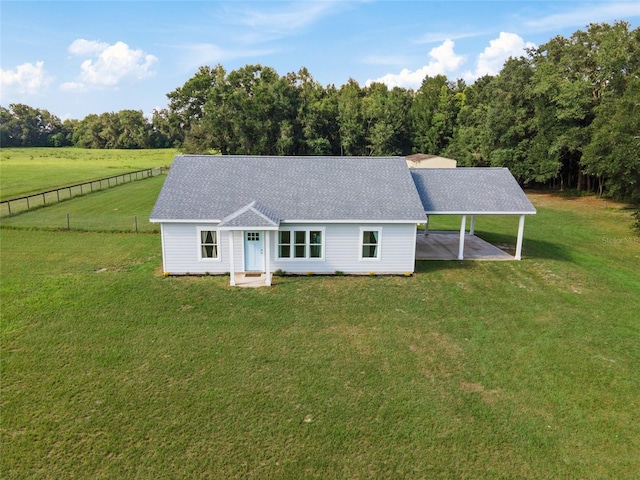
top-left (1, 22), bottom-right (638, 201)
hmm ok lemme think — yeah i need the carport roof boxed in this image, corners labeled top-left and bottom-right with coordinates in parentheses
top-left (410, 168), bottom-right (536, 215)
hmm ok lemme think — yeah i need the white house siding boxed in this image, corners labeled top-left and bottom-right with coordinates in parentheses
top-left (230, 230), bottom-right (244, 272)
top-left (161, 222), bottom-right (417, 275)
top-left (268, 223), bottom-right (417, 274)
top-left (161, 223), bottom-right (230, 275)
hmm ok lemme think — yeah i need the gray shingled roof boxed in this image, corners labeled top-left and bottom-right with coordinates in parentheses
top-left (411, 168), bottom-right (536, 214)
top-left (150, 155), bottom-right (427, 223)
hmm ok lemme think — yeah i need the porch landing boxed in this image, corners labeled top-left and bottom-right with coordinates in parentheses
top-left (416, 231), bottom-right (513, 261)
top-left (233, 272), bottom-right (271, 288)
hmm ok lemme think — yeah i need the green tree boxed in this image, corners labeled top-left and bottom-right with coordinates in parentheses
top-left (294, 68), bottom-right (339, 155)
top-left (0, 104), bottom-right (64, 147)
top-left (72, 110), bottom-right (152, 148)
top-left (484, 57), bottom-right (552, 184)
top-left (409, 75), bottom-right (459, 155)
top-left (167, 65), bottom-right (226, 151)
top-left (363, 83), bottom-right (412, 156)
top-left (337, 79), bottom-right (365, 156)
top-left (583, 77), bottom-right (640, 201)
top-left (116, 110), bottom-right (150, 149)
top-left (530, 21), bottom-right (638, 191)
top-left (72, 113), bottom-right (102, 148)
top-left (149, 109), bottom-right (176, 148)
top-left (205, 64), bottom-right (296, 155)
top-left (446, 75), bottom-right (494, 166)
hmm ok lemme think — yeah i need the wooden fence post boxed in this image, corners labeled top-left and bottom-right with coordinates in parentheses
top-left (67, 214), bottom-right (70, 230)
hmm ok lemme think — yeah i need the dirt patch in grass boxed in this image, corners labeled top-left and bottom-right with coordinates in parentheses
top-left (460, 381), bottom-right (503, 405)
top-left (406, 330), bottom-right (466, 385)
top-left (326, 323), bottom-right (376, 357)
top-left (526, 190), bottom-right (632, 210)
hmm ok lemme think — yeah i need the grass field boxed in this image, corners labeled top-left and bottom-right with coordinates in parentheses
top-left (0, 147), bottom-right (177, 200)
top-left (0, 175), bottom-right (165, 232)
top-left (1, 152), bottom-right (639, 478)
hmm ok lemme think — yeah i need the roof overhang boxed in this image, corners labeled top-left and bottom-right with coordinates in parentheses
top-left (281, 219), bottom-right (426, 224)
top-left (151, 218), bottom-right (426, 224)
top-left (424, 210), bottom-right (536, 215)
top-left (218, 225), bottom-right (280, 231)
top-left (149, 218), bottom-right (220, 224)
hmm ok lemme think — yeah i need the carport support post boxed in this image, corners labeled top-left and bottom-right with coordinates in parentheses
top-left (469, 215), bottom-right (476, 235)
top-left (458, 215), bottom-right (466, 260)
top-left (515, 215), bottom-right (525, 260)
top-left (229, 232), bottom-right (236, 286)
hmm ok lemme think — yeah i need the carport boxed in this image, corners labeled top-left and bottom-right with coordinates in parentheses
top-left (410, 168), bottom-right (537, 260)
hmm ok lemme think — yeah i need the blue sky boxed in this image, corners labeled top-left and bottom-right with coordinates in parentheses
top-left (1, 1), bottom-right (639, 120)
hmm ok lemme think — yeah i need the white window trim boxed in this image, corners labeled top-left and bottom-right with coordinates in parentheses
top-left (277, 227), bottom-right (325, 261)
top-left (359, 226), bottom-right (382, 261)
top-left (197, 227), bottom-right (221, 262)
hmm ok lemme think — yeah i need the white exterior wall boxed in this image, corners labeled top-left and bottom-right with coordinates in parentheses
top-left (160, 222), bottom-right (418, 275)
top-left (269, 223), bottom-right (417, 274)
top-left (161, 223), bottom-right (230, 275)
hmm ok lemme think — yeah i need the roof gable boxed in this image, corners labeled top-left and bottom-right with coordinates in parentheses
top-left (411, 168), bottom-right (536, 214)
top-left (218, 201), bottom-right (280, 229)
top-left (150, 155), bottom-right (427, 223)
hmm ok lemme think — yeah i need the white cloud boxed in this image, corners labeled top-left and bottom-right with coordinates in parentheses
top-left (524, 2), bottom-right (640, 31)
top-left (181, 43), bottom-right (277, 71)
top-left (59, 81), bottom-right (87, 93)
top-left (416, 31), bottom-right (480, 45)
top-left (0, 61), bottom-right (54, 97)
top-left (366, 39), bottom-right (465, 89)
top-left (68, 39), bottom-right (109, 56)
top-left (222, 1), bottom-right (349, 45)
top-left (464, 32), bottom-right (535, 81)
top-left (362, 54), bottom-right (410, 67)
top-left (64, 39), bottom-right (158, 91)
top-left (240, 1), bottom-right (335, 32)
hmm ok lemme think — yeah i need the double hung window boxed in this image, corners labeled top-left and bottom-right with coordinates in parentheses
top-left (361, 229), bottom-right (381, 259)
top-left (294, 231), bottom-right (306, 258)
top-left (278, 231), bottom-right (291, 258)
top-left (199, 229), bottom-right (219, 260)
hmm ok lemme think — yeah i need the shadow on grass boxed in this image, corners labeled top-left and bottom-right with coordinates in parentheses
top-left (479, 232), bottom-right (574, 262)
top-left (415, 232), bottom-right (574, 274)
top-left (415, 260), bottom-right (479, 274)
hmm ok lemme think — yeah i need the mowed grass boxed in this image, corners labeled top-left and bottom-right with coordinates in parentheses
top-left (0, 147), bottom-right (177, 200)
top-left (1, 175), bottom-right (165, 232)
top-left (2, 161), bottom-right (640, 478)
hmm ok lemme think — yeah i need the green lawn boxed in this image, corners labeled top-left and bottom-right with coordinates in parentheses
top-left (0, 147), bottom-right (177, 200)
top-left (1, 175), bottom-right (165, 232)
top-left (1, 160), bottom-right (639, 478)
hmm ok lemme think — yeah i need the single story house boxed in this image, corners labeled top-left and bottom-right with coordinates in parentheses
top-left (150, 155), bottom-right (536, 286)
top-left (150, 155), bottom-right (428, 286)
